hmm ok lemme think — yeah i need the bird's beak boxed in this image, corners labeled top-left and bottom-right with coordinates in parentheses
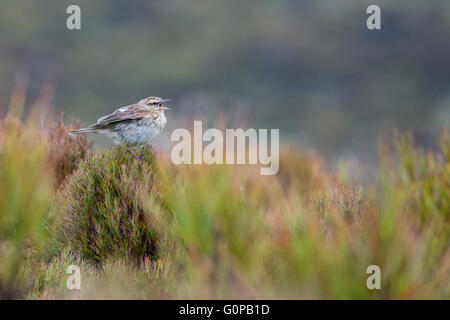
top-left (160, 98), bottom-right (172, 110)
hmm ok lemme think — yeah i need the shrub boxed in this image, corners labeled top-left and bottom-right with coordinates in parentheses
top-left (396, 132), bottom-right (449, 226)
top-left (155, 164), bottom-right (270, 298)
top-left (56, 146), bottom-right (161, 266)
top-left (20, 247), bottom-right (98, 299)
top-left (393, 133), bottom-right (450, 284)
top-left (3, 109), bottom-right (447, 299)
top-left (277, 146), bottom-right (334, 198)
top-left (46, 115), bottom-right (91, 188)
top-left (0, 115), bottom-right (52, 298)
top-left (154, 137), bottom-right (449, 299)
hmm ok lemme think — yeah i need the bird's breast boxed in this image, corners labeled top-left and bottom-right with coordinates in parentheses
top-left (111, 119), bottom-right (163, 146)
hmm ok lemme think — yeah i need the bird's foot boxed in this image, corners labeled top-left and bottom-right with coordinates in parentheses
top-left (126, 146), bottom-right (145, 161)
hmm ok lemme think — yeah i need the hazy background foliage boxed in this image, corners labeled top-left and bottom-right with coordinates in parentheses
top-left (1, 0), bottom-right (449, 158)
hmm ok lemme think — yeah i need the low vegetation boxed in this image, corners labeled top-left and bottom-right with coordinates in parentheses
top-left (55, 146), bottom-right (160, 266)
top-left (0, 107), bottom-right (448, 299)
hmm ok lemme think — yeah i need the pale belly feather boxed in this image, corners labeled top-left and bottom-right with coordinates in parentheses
top-left (103, 117), bottom-right (166, 146)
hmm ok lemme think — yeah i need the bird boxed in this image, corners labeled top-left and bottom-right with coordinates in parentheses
top-left (70, 97), bottom-right (171, 154)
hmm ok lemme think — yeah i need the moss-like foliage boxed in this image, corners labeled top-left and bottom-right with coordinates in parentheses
top-left (56, 146), bottom-right (160, 266)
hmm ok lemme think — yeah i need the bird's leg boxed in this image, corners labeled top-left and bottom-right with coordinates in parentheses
top-left (138, 144), bottom-right (146, 159)
top-left (125, 145), bottom-right (141, 160)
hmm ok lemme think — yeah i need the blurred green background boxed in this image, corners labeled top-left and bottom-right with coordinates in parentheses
top-left (1, 0), bottom-right (449, 157)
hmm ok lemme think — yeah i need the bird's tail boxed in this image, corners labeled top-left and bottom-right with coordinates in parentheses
top-left (69, 127), bottom-right (97, 136)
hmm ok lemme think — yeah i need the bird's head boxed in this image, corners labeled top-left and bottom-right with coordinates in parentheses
top-left (139, 97), bottom-right (171, 111)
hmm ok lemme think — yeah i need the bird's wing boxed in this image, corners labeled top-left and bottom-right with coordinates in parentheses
top-left (90, 104), bottom-right (148, 128)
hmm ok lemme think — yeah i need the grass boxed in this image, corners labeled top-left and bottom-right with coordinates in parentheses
top-left (0, 106), bottom-right (448, 299)
top-left (0, 115), bottom-right (52, 298)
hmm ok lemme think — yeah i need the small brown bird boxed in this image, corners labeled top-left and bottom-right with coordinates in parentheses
top-left (70, 97), bottom-right (171, 148)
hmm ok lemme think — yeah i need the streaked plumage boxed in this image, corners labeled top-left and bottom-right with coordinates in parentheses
top-left (70, 97), bottom-right (170, 146)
